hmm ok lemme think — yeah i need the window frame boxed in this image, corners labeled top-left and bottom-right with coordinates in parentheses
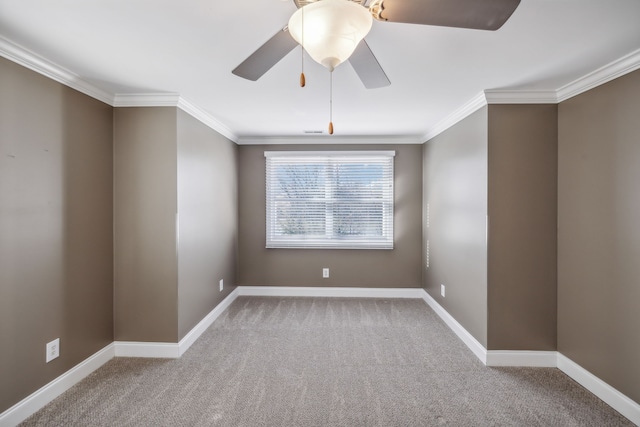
top-left (264, 150), bottom-right (395, 250)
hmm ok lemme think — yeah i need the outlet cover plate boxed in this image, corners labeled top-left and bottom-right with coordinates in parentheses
top-left (322, 268), bottom-right (329, 278)
top-left (219, 279), bottom-right (224, 292)
top-left (441, 284), bottom-right (445, 297)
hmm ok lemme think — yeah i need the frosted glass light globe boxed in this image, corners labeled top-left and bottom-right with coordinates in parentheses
top-left (288, 0), bottom-right (373, 71)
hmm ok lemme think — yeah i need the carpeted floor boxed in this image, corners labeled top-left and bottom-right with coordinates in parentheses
top-left (22, 297), bottom-right (633, 426)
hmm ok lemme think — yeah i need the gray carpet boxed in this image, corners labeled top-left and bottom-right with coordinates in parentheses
top-left (22, 297), bottom-right (633, 426)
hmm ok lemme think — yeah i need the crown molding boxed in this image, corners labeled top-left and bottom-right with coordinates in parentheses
top-left (484, 89), bottom-right (558, 104)
top-left (0, 36), bottom-right (238, 143)
top-left (422, 92), bottom-right (487, 142)
top-left (423, 49), bottom-right (640, 143)
top-left (112, 94), bottom-right (238, 142)
top-left (0, 36), bottom-right (114, 105)
top-left (177, 98), bottom-right (238, 142)
top-left (3, 33), bottom-right (640, 146)
top-left (236, 135), bottom-right (424, 145)
top-left (422, 89), bottom-right (557, 143)
top-left (557, 48), bottom-right (640, 102)
top-left (112, 93), bottom-right (181, 107)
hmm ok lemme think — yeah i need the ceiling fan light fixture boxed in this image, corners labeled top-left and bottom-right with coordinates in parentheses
top-left (368, 0), bottom-right (386, 21)
top-left (288, 0), bottom-right (373, 71)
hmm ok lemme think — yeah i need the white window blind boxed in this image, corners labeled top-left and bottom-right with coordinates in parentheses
top-left (265, 151), bottom-right (395, 249)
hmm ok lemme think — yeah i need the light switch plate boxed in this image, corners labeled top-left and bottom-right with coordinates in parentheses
top-left (46, 338), bottom-right (60, 363)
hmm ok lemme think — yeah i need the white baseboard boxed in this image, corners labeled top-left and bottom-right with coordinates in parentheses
top-left (486, 351), bottom-right (558, 367)
top-left (0, 289), bottom-right (241, 426)
top-left (558, 354), bottom-right (640, 425)
top-left (0, 343), bottom-right (115, 427)
top-left (114, 288), bottom-right (240, 358)
top-left (419, 289), bottom-right (488, 364)
top-left (237, 286), bottom-right (424, 299)
top-left (420, 288), bottom-right (639, 424)
top-left (177, 287), bottom-right (239, 356)
top-left (113, 341), bottom-right (180, 358)
top-left (3, 288), bottom-right (637, 427)
top-left (421, 289), bottom-right (555, 367)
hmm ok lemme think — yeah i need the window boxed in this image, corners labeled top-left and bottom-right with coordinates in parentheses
top-left (265, 151), bottom-right (395, 249)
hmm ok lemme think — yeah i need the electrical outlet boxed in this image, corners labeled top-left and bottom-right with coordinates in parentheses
top-left (441, 284), bottom-right (445, 297)
top-left (322, 268), bottom-right (329, 278)
top-left (219, 279), bottom-right (224, 292)
top-left (46, 338), bottom-right (60, 363)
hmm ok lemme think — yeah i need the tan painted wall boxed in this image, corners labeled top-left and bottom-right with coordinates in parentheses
top-left (238, 144), bottom-right (422, 287)
top-left (2, 39), bottom-right (637, 415)
top-left (113, 107), bottom-right (178, 342)
top-left (0, 58), bottom-right (113, 412)
top-left (177, 110), bottom-right (238, 339)
top-left (487, 104), bottom-right (557, 350)
top-left (558, 69), bottom-right (640, 403)
top-left (423, 108), bottom-right (489, 346)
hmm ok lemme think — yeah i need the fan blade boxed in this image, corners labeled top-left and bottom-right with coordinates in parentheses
top-left (348, 40), bottom-right (390, 89)
top-left (232, 27), bottom-right (299, 81)
top-left (373, 0), bottom-right (521, 31)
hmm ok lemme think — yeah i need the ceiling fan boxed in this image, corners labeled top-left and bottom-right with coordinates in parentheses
top-left (232, 0), bottom-right (521, 89)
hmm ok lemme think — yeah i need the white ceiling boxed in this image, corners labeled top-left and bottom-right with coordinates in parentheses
top-left (1, 0), bottom-right (640, 143)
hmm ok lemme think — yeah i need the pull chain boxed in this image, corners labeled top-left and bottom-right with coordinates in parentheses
top-left (300, 6), bottom-right (306, 87)
top-left (328, 71), bottom-right (334, 135)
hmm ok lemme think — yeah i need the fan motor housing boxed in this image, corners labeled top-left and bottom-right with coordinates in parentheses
top-left (293, 0), bottom-right (368, 8)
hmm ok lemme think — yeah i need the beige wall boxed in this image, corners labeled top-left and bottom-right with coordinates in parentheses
top-left (424, 105), bottom-right (558, 350)
top-left (0, 58), bottom-right (113, 412)
top-left (113, 107), bottom-right (179, 342)
top-left (423, 108), bottom-right (489, 346)
top-left (487, 104), bottom-right (557, 350)
top-left (238, 144), bottom-right (422, 287)
top-left (113, 108), bottom-right (240, 343)
top-left (3, 42), bottom-right (639, 416)
top-left (558, 69), bottom-right (640, 403)
top-left (177, 110), bottom-right (238, 339)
